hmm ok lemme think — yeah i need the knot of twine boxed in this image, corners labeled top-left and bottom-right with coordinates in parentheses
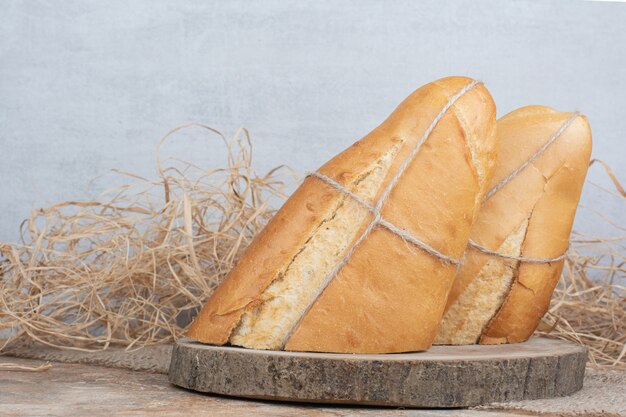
top-left (468, 111), bottom-right (581, 264)
top-left (280, 79), bottom-right (480, 347)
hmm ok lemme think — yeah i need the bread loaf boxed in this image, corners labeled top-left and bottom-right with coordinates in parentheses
top-left (434, 106), bottom-right (592, 345)
top-left (187, 76), bottom-right (497, 353)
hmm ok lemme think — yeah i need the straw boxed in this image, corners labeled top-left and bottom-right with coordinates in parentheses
top-left (0, 125), bottom-right (295, 352)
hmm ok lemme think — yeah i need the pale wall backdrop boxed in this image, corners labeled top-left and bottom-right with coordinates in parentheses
top-left (1, 0), bottom-right (624, 242)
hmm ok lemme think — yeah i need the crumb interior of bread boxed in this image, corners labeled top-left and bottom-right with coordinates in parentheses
top-left (433, 218), bottom-right (529, 345)
top-left (228, 147), bottom-right (399, 350)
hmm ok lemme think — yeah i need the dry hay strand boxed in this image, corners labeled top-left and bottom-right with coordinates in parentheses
top-left (0, 129), bottom-right (624, 370)
top-left (0, 124), bottom-right (295, 352)
top-left (538, 235), bottom-right (626, 369)
top-left (0, 362), bottom-right (52, 372)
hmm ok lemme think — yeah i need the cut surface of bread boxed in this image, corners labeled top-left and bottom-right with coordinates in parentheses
top-left (435, 106), bottom-right (592, 345)
top-left (229, 147), bottom-right (398, 349)
top-left (187, 76), bottom-right (497, 353)
top-left (434, 219), bottom-right (527, 345)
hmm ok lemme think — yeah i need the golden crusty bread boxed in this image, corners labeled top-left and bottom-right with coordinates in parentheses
top-left (187, 76), bottom-right (497, 353)
top-left (434, 106), bottom-right (592, 345)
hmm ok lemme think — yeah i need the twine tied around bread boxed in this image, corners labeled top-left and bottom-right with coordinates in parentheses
top-left (279, 80), bottom-right (481, 348)
top-left (307, 171), bottom-right (460, 265)
top-left (467, 111), bottom-right (581, 264)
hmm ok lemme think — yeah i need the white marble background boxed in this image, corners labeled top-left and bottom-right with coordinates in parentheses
top-left (1, 0), bottom-right (624, 242)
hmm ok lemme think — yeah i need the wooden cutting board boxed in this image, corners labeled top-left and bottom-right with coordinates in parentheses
top-left (168, 337), bottom-right (586, 408)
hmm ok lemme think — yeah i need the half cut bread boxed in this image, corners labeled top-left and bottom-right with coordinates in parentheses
top-left (187, 76), bottom-right (497, 353)
top-left (435, 106), bottom-right (592, 345)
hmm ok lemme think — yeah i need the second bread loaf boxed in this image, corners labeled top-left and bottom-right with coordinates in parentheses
top-left (435, 106), bottom-right (592, 345)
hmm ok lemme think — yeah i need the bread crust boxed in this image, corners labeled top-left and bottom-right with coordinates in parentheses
top-left (187, 76), bottom-right (497, 353)
top-left (439, 106), bottom-right (592, 345)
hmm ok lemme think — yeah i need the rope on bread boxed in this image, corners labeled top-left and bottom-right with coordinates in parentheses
top-left (468, 111), bottom-right (581, 264)
top-left (308, 171), bottom-right (461, 265)
top-left (483, 112), bottom-right (581, 201)
top-left (280, 79), bottom-right (481, 348)
top-left (467, 239), bottom-right (568, 264)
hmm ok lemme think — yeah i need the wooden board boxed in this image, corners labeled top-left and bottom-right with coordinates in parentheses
top-left (168, 337), bottom-right (587, 408)
top-left (10, 357), bottom-right (626, 417)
